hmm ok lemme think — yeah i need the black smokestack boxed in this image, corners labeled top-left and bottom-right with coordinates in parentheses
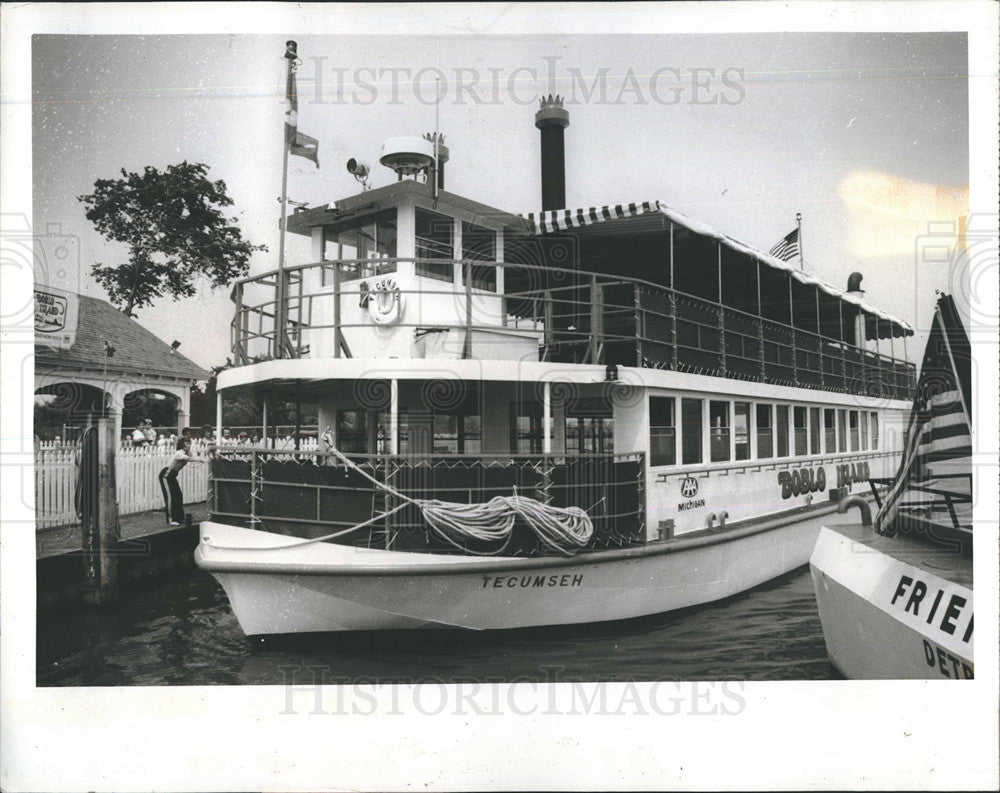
top-left (535, 95), bottom-right (569, 211)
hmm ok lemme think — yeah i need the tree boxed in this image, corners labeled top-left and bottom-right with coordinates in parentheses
top-left (78, 162), bottom-right (267, 317)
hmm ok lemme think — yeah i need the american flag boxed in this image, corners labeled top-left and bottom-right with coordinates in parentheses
top-left (285, 43), bottom-right (319, 168)
top-left (768, 227), bottom-right (800, 262)
top-left (874, 294), bottom-right (972, 536)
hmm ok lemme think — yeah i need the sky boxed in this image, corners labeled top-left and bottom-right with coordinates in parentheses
top-left (32, 31), bottom-right (970, 370)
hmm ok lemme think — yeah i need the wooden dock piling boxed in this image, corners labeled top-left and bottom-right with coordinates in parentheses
top-left (81, 418), bottom-right (118, 605)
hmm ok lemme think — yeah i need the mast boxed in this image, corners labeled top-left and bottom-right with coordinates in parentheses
top-left (275, 40), bottom-right (297, 359)
top-left (796, 212), bottom-right (804, 271)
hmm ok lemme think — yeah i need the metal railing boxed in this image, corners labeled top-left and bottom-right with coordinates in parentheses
top-left (230, 258), bottom-right (916, 400)
top-left (208, 445), bottom-right (646, 555)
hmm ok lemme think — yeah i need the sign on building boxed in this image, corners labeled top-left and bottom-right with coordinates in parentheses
top-left (34, 284), bottom-right (79, 349)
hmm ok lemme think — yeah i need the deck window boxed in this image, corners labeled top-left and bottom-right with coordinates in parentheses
top-left (756, 404), bottom-right (773, 458)
top-left (416, 208), bottom-right (454, 282)
top-left (824, 408), bottom-right (836, 453)
top-left (849, 410), bottom-right (860, 451)
top-left (859, 411), bottom-right (869, 451)
top-left (336, 409), bottom-right (369, 454)
top-left (837, 409), bottom-right (847, 452)
top-left (567, 416), bottom-right (614, 455)
top-left (462, 222), bottom-right (497, 292)
top-left (871, 412), bottom-right (879, 449)
top-left (649, 397), bottom-right (677, 466)
top-left (734, 402), bottom-right (751, 461)
top-left (681, 398), bottom-right (703, 465)
top-left (776, 405), bottom-right (789, 457)
top-left (432, 414), bottom-right (458, 454)
top-left (376, 411), bottom-right (395, 455)
top-left (510, 403), bottom-right (545, 454)
top-left (793, 406), bottom-right (807, 455)
top-left (809, 407), bottom-right (821, 454)
top-left (463, 414), bottom-right (482, 455)
top-left (431, 413), bottom-right (482, 454)
top-left (709, 400), bottom-right (730, 462)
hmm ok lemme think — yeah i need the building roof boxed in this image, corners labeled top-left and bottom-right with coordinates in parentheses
top-left (35, 294), bottom-right (210, 381)
top-left (522, 200), bottom-right (914, 335)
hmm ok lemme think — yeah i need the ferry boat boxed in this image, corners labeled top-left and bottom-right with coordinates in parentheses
top-left (195, 89), bottom-right (917, 636)
top-left (810, 293), bottom-right (972, 679)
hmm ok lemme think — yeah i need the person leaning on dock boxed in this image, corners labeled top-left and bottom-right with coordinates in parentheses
top-left (158, 437), bottom-right (205, 526)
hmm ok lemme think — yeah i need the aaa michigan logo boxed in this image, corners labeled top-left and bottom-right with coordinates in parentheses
top-left (680, 477), bottom-right (699, 498)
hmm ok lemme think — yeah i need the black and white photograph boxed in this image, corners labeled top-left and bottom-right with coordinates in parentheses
top-left (2, 2), bottom-right (997, 790)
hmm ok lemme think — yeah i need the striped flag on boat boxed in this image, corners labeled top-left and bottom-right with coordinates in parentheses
top-left (768, 226), bottom-right (800, 262)
top-left (874, 293), bottom-right (972, 536)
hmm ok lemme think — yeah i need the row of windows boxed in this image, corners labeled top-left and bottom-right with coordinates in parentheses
top-left (337, 409), bottom-right (483, 455)
top-left (649, 396), bottom-right (880, 467)
top-left (337, 405), bottom-right (613, 457)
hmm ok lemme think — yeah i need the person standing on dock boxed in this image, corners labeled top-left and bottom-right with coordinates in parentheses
top-left (141, 418), bottom-right (156, 446)
top-left (158, 437), bottom-right (205, 526)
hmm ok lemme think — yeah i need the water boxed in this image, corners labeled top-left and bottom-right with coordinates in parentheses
top-left (36, 565), bottom-right (839, 685)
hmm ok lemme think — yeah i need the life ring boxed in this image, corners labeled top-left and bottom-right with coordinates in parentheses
top-left (367, 276), bottom-right (406, 325)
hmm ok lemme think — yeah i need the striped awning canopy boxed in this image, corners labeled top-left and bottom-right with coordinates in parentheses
top-left (521, 200), bottom-right (914, 334)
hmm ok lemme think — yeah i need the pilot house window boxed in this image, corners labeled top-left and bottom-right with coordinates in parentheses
top-left (416, 208), bottom-right (454, 282)
top-left (462, 222), bottom-right (497, 292)
top-left (321, 210), bottom-right (397, 284)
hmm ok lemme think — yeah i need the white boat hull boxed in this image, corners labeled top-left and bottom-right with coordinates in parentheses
top-left (810, 524), bottom-right (973, 679)
top-left (196, 502), bottom-right (851, 635)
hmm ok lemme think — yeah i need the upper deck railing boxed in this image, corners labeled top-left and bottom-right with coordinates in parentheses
top-left (230, 258), bottom-right (916, 400)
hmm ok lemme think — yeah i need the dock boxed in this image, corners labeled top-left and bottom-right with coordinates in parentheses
top-left (37, 502), bottom-right (208, 610)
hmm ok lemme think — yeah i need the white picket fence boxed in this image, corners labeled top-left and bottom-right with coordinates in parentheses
top-left (34, 447), bottom-right (80, 529)
top-left (35, 440), bottom-right (211, 529)
top-left (114, 442), bottom-right (211, 517)
top-left (34, 436), bottom-right (320, 529)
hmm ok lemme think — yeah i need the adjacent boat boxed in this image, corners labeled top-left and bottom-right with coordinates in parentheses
top-left (195, 87), bottom-right (917, 636)
top-left (810, 293), bottom-right (973, 679)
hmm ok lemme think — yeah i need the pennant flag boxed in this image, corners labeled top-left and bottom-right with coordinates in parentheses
top-left (874, 294), bottom-right (972, 537)
top-left (290, 131), bottom-right (319, 167)
top-left (285, 45), bottom-right (319, 168)
top-left (768, 226), bottom-right (800, 262)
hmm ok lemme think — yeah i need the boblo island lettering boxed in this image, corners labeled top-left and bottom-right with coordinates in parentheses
top-left (777, 462), bottom-right (870, 499)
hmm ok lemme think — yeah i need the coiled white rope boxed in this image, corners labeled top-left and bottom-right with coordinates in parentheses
top-left (321, 437), bottom-right (595, 556)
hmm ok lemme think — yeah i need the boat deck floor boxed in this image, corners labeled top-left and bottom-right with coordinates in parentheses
top-left (826, 522), bottom-right (972, 588)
